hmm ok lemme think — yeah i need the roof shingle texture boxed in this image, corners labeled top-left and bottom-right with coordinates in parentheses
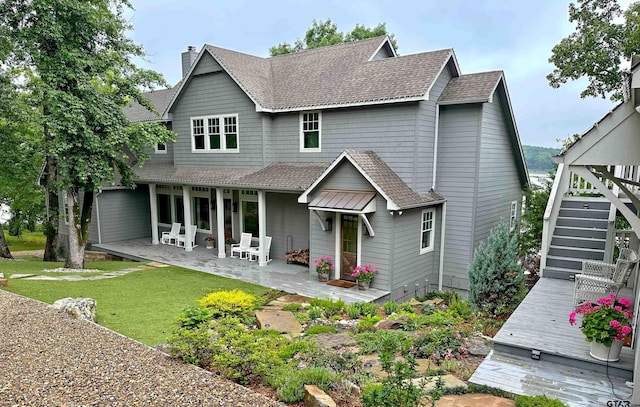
top-left (438, 71), bottom-right (503, 104)
top-left (123, 86), bottom-right (179, 123)
top-left (134, 161), bottom-right (328, 191)
top-left (344, 150), bottom-right (444, 209)
top-left (206, 37), bottom-right (453, 110)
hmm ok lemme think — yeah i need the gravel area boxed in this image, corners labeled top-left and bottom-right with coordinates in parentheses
top-left (0, 290), bottom-right (285, 406)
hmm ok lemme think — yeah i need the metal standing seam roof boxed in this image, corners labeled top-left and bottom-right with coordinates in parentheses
top-left (309, 190), bottom-right (377, 212)
top-left (203, 36), bottom-right (455, 111)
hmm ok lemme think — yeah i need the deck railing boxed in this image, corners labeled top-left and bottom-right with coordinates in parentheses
top-left (567, 165), bottom-right (640, 196)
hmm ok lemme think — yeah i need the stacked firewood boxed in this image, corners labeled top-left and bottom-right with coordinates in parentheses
top-left (285, 248), bottom-right (309, 265)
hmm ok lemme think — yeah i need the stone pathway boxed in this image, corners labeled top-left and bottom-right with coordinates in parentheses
top-left (4, 264), bottom-right (164, 281)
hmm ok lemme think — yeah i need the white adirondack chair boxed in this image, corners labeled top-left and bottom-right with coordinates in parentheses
top-left (161, 222), bottom-right (181, 245)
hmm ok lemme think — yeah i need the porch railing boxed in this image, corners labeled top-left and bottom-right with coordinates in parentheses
top-left (567, 165), bottom-right (640, 196)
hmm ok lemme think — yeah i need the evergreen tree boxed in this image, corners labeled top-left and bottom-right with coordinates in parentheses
top-left (469, 223), bottom-right (527, 316)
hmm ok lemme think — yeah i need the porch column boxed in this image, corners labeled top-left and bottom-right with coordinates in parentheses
top-left (182, 186), bottom-right (193, 251)
top-left (149, 183), bottom-right (159, 245)
top-left (258, 190), bottom-right (267, 266)
top-left (216, 188), bottom-right (225, 258)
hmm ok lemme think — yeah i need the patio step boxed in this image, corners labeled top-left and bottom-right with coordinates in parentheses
top-left (470, 349), bottom-right (631, 407)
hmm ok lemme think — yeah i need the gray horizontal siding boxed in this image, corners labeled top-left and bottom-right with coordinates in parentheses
top-left (170, 71), bottom-right (264, 168)
top-left (97, 187), bottom-right (152, 243)
top-left (360, 196), bottom-right (392, 291)
top-left (266, 103), bottom-right (421, 188)
top-left (474, 99), bottom-right (523, 249)
top-left (265, 192), bottom-right (309, 260)
top-left (436, 104), bottom-right (481, 290)
top-left (389, 206), bottom-right (441, 301)
top-left (192, 53), bottom-right (223, 76)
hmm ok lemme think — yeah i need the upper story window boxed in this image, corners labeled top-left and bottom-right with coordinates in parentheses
top-left (420, 209), bottom-right (435, 254)
top-left (191, 114), bottom-right (239, 153)
top-left (300, 111), bottom-right (321, 152)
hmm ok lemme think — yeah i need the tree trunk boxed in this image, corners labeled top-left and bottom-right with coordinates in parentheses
top-left (0, 222), bottom-right (13, 259)
top-left (64, 188), bottom-right (94, 269)
top-left (43, 152), bottom-right (59, 262)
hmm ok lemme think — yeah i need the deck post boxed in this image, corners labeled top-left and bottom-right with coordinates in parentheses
top-left (216, 188), bottom-right (225, 258)
top-left (182, 186), bottom-right (193, 251)
top-left (258, 190), bottom-right (267, 266)
top-left (149, 184), bottom-right (159, 245)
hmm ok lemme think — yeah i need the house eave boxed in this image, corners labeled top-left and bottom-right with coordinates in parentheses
top-left (257, 96), bottom-right (427, 113)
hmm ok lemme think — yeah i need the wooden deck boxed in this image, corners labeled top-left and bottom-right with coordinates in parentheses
top-left (470, 277), bottom-right (635, 406)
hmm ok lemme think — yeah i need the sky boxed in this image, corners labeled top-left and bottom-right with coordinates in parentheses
top-left (126, 0), bottom-right (627, 148)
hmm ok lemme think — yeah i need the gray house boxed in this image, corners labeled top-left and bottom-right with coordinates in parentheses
top-left (68, 36), bottom-right (528, 300)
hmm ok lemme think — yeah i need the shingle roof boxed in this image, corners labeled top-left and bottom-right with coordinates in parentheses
top-left (202, 36), bottom-right (454, 111)
top-left (438, 71), bottom-right (503, 105)
top-left (124, 86), bottom-right (179, 123)
top-left (344, 150), bottom-right (444, 209)
top-left (133, 161), bottom-right (328, 191)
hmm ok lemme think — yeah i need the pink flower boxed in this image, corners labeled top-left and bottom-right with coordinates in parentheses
top-left (615, 306), bottom-right (623, 312)
top-left (609, 320), bottom-right (621, 328)
top-left (622, 326), bottom-right (632, 335)
top-left (569, 312), bottom-right (577, 326)
top-left (619, 297), bottom-right (633, 307)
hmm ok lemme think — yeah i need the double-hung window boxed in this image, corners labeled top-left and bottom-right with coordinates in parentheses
top-left (300, 111), bottom-right (321, 152)
top-left (191, 114), bottom-right (239, 152)
top-left (510, 201), bottom-right (518, 231)
top-left (420, 209), bottom-right (435, 254)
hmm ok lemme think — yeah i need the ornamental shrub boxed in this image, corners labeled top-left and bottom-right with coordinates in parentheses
top-left (197, 289), bottom-right (257, 318)
top-left (310, 298), bottom-right (346, 317)
top-left (305, 325), bottom-right (337, 336)
top-left (468, 222), bottom-right (527, 316)
top-left (346, 303), bottom-right (363, 319)
top-left (515, 394), bottom-right (568, 407)
top-left (177, 305), bottom-right (213, 330)
top-left (382, 301), bottom-right (399, 315)
top-left (275, 367), bottom-right (338, 403)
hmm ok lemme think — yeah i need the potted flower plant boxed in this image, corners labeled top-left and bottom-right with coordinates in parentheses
top-left (569, 293), bottom-right (633, 362)
top-left (352, 264), bottom-right (378, 290)
top-left (204, 235), bottom-right (215, 249)
top-left (314, 256), bottom-right (334, 282)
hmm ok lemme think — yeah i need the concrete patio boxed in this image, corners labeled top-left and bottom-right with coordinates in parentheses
top-left (93, 238), bottom-right (389, 303)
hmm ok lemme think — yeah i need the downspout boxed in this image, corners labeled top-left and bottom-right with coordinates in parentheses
top-left (95, 190), bottom-right (102, 244)
top-left (432, 104), bottom-right (440, 190)
top-left (438, 202), bottom-right (447, 292)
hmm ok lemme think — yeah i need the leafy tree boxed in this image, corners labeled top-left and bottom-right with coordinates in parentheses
top-left (548, 0), bottom-right (640, 101)
top-left (520, 176), bottom-right (554, 255)
top-left (469, 223), bottom-right (527, 316)
top-left (270, 19), bottom-right (398, 56)
top-left (0, 0), bottom-right (175, 268)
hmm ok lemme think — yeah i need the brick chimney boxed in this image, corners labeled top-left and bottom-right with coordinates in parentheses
top-left (181, 46), bottom-right (197, 78)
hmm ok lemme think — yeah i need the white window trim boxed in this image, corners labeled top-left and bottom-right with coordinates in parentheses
top-left (154, 143), bottom-right (167, 154)
top-left (239, 190), bottom-right (259, 235)
top-left (156, 185), bottom-right (185, 227)
top-left (510, 200), bottom-right (518, 231)
top-left (190, 114), bottom-right (239, 153)
top-left (420, 208), bottom-right (435, 255)
top-left (299, 111), bottom-right (322, 152)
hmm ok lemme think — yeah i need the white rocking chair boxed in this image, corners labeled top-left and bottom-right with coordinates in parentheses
top-left (177, 225), bottom-right (198, 249)
top-left (161, 222), bottom-right (181, 245)
top-left (248, 236), bottom-right (272, 263)
top-left (230, 233), bottom-right (252, 259)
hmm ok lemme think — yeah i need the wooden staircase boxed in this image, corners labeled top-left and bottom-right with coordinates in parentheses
top-left (543, 197), bottom-right (610, 280)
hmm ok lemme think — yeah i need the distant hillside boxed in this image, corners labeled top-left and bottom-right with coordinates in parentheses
top-left (522, 145), bottom-right (560, 172)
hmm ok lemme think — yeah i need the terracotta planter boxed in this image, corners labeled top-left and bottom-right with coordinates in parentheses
top-left (590, 340), bottom-right (623, 362)
top-left (357, 281), bottom-right (370, 290)
top-left (0, 278), bottom-right (8, 287)
top-left (317, 273), bottom-right (329, 282)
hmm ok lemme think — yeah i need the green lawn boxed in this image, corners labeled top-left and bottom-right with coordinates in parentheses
top-left (1, 259), bottom-right (271, 346)
top-left (4, 230), bottom-right (46, 251)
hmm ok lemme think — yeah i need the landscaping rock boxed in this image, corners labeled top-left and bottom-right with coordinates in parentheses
top-left (255, 310), bottom-right (302, 335)
top-left (312, 333), bottom-right (357, 350)
top-left (411, 374), bottom-right (467, 391)
top-left (435, 393), bottom-right (516, 407)
top-left (374, 315), bottom-right (409, 330)
top-left (466, 335), bottom-right (493, 356)
top-left (303, 385), bottom-right (336, 407)
top-left (308, 318), bottom-right (333, 327)
top-left (51, 297), bottom-right (96, 322)
top-left (425, 298), bottom-right (444, 306)
top-left (334, 319), bottom-right (359, 331)
top-left (267, 294), bottom-right (312, 309)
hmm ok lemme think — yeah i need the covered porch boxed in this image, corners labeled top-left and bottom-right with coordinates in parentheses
top-left (93, 238), bottom-right (389, 304)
